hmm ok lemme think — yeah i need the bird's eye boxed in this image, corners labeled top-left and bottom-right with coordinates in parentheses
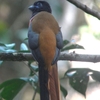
top-left (36, 2), bottom-right (43, 7)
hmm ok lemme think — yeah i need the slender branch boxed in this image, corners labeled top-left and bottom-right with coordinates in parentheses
top-left (59, 53), bottom-right (100, 63)
top-left (0, 53), bottom-right (32, 61)
top-left (32, 90), bottom-right (37, 100)
top-left (67, 0), bottom-right (100, 20)
top-left (0, 52), bottom-right (100, 63)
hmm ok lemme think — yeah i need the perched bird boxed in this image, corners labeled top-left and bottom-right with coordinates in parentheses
top-left (28, 1), bottom-right (63, 100)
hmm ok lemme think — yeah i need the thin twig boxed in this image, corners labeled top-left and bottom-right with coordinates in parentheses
top-left (32, 90), bottom-right (37, 100)
top-left (67, 0), bottom-right (100, 20)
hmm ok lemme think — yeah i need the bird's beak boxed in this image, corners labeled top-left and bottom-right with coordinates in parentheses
top-left (28, 5), bottom-right (34, 11)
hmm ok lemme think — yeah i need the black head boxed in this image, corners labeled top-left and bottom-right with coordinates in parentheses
top-left (29, 1), bottom-right (52, 16)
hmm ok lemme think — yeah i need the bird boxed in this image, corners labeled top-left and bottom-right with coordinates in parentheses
top-left (28, 1), bottom-right (63, 100)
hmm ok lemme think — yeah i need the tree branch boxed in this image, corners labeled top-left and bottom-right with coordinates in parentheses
top-left (0, 52), bottom-right (100, 63)
top-left (67, 0), bottom-right (100, 20)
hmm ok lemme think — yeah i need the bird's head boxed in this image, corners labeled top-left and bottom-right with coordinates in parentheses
top-left (29, 1), bottom-right (52, 16)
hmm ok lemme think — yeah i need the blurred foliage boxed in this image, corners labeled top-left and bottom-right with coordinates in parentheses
top-left (79, 13), bottom-right (100, 40)
top-left (0, 40), bottom-right (100, 99)
top-left (0, 79), bottom-right (26, 100)
top-left (62, 40), bottom-right (84, 51)
top-left (0, 42), bottom-right (16, 53)
top-left (60, 85), bottom-right (68, 97)
top-left (0, 20), bottom-right (10, 43)
top-left (0, 0), bottom-right (36, 45)
top-left (0, 40), bottom-right (85, 99)
top-left (0, 21), bottom-right (8, 35)
top-left (65, 68), bottom-right (100, 97)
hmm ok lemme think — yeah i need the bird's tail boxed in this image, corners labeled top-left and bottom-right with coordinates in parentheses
top-left (48, 64), bottom-right (60, 100)
top-left (39, 63), bottom-right (49, 100)
top-left (39, 63), bottom-right (60, 100)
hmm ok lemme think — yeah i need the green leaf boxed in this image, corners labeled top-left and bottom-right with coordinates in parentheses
top-left (24, 38), bottom-right (28, 41)
top-left (63, 40), bottom-right (70, 47)
top-left (0, 43), bottom-right (6, 46)
top-left (18, 50), bottom-right (30, 53)
top-left (30, 75), bottom-right (39, 93)
top-left (62, 43), bottom-right (84, 51)
top-left (65, 68), bottom-right (91, 97)
top-left (4, 49), bottom-right (16, 53)
top-left (0, 47), bottom-right (16, 53)
top-left (0, 47), bottom-right (5, 53)
top-left (0, 79), bottom-right (26, 100)
top-left (0, 43), bottom-right (16, 53)
top-left (5, 43), bottom-right (15, 49)
top-left (91, 70), bottom-right (100, 82)
top-left (20, 43), bottom-right (28, 51)
top-left (27, 61), bottom-right (35, 76)
top-left (0, 43), bottom-right (16, 48)
top-left (30, 64), bottom-right (39, 72)
top-left (20, 77), bottom-right (29, 82)
top-left (21, 75), bottom-right (39, 93)
top-left (60, 85), bottom-right (67, 97)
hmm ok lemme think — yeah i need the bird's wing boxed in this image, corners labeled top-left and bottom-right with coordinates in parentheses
top-left (28, 24), bottom-right (39, 50)
top-left (52, 30), bottom-right (63, 64)
top-left (56, 30), bottom-right (63, 49)
top-left (28, 24), bottom-right (44, 63)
